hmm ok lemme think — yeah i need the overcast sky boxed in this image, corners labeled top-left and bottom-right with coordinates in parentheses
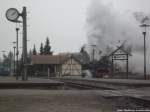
top-left (0, 0), bottom-right (150, 57)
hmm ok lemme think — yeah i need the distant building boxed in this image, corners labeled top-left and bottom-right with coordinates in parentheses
top-left (30, 54), bottom-right (82, 77)
top-left (72, 52), bottom-right (90, 65)
top-left (58, 51), bottom-right (90, 65)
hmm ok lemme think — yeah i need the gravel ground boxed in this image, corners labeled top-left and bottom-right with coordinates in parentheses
top-left (0, 93), bottom-right (103, 112)
top-left (0, 77), bottom-right (150, 112)
top-left (0, 90), bottom-right (149, 112)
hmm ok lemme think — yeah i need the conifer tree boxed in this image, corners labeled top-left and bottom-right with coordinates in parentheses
top-left (33, 44), bottom-right (37, 55)
top-left (40, 43), bottom-right (44, 55)
top-left (44, 37), bottom-right (52, 55)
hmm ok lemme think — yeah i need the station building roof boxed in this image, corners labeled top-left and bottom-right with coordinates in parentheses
top-left (31, 54), bottom-right (81, 65)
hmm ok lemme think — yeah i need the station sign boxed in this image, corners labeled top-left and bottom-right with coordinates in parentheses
top-left (113, 55), bottom-right (127, 60)
top-left (113, 49), bottom-right (127, 60)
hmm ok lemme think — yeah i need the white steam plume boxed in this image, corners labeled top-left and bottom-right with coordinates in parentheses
top-left (86, 0), bottom-right (150, 73)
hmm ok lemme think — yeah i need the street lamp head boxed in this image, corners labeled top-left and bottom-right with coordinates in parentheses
top-left (140, 24), bottom-right (150, 34)
top-left (140, 16), bottom-right (150, 33)
top-left (16, 27), bottom-right (19, 31)
top-left (2, 51), bottom-right (6, 53)
top-left (12, 41), bottom-right (16, 44)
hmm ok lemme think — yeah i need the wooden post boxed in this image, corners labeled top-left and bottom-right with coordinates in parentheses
top-left (54, 65), bottom-right (57, 77)
top-left (48, 66), bottom-right (50, 77)
top-left (111, 55), bottom-right (114, 77)
top-left (60, 65), bottom-right (62, 77)
top-left (126, 54), bottom-right (129, 79)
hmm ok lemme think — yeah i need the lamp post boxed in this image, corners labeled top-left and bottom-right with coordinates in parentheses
top-left (2, 51), bottom-right (6, 68)
top-left (140, 20), bottom-right (150, 80)
top-left (13, 42), bottom-right (16, 76)
top-left (16, 27), bottom-right (19, 80)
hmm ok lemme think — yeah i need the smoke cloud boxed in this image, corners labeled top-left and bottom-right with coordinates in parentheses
top-left (86, 0), bottom-right (150, 73)
top-left (133, 12), bottom-right (150, 24)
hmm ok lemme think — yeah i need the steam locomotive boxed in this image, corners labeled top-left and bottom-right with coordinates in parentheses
top-left (89, 58), bottom-right (111, 78)
top-left (93, 67), bottom-right (111, 78)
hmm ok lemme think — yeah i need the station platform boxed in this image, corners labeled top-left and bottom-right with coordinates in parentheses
top-left (0, 76), bottom-right (64, 89)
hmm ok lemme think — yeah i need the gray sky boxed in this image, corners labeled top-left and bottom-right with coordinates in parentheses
top-left (0, 0), bottom-right (150, 57)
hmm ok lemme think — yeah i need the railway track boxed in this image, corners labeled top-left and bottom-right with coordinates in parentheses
top-left (63, 81), bottom-right (113, 90)
top-left (57, 79), bottom-right (150, 109)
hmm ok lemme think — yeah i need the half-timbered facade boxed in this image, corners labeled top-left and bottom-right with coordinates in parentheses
top-left (61, 57), bottom-right (82, 76)
top-left (31, 54), bottom-right (82, 77)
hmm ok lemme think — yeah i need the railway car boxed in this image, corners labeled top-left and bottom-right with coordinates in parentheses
top-left (93, 67), bottom-right (111, 78)
top-left (0, 67), bottom-right (10, 76)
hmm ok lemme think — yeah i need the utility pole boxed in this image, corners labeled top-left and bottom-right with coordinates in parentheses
top-left (90, 44), bottom-right (96, 77)
top-left (91, 45), bottom-right (96, 62)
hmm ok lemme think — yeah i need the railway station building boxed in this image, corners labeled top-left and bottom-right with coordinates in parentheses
top-left (30, 54), bottom-right (82, 77)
